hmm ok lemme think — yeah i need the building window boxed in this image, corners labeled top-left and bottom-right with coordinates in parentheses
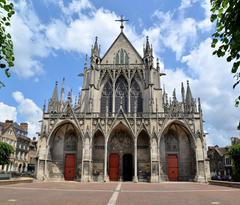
top-left (130, 79), bottom-right (143, 113)
top-left (225, 157), bottom-right (232, 166)
top-left (115, 75), bottom-right (128, 112)
top-left (101, 80), bottom-right (113, 114)
top-left (115, 49), bottom-right (129, 65)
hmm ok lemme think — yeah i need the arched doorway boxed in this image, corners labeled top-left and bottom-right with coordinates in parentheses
top-left (108, 123), bottom-right (134, 181)
top-left (137, 130), bottom-right (151, 182)
top-left (123, 154), bottom-right (133, 181)
top-left (160, 122), bottom-right (196, 181)
top-left (49, 123), bottom-right (83, 181)
top-left (92, 130), bottom-right (105, 181)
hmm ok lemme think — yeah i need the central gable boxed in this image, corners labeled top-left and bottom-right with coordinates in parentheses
top-left (101, 32), bottom-right (143, 64)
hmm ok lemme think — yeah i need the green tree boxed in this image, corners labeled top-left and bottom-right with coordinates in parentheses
top-left (0, 0), bottom-right (15, 88)
top-left (228, 144), bottom-right (240, 182)
top-left (0, 141), bottom-right (14, 167)
top-left (210, 0), bottom-right (240, 129)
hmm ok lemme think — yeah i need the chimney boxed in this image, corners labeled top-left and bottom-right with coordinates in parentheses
top-left (20, 123), bottom-right (28, 132)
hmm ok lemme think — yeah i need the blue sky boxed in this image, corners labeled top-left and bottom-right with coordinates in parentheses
top-left (0, 0), bottom-right (239, 145)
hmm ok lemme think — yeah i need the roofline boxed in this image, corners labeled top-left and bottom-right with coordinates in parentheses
top-left (101, 32), bottom-right (143, 62)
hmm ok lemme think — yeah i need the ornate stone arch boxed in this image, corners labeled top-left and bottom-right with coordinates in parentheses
top-left (158, 119), bottom-right (196, 146)
top-left (107, 121), bottom-right (135, 144)
top-left (46, 120), bottom-right (83, 180)
top-left (159, 120), bottom-right (197, 181)
top-left (137, 129), bottom-right (151, 182)
top-left (47, 119), bottom-right (83, 148)
top-left (92, 129), bottom-right (105, 181)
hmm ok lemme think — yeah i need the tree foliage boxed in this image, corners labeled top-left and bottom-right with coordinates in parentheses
top-left (210, 0), bottom-right (240, 124)
top-left (0, 141), bottom-right (14, 166)
top-left (228, 144), bottom-right (240, 181)
top-left (0, 0), bottom-right (15, 88)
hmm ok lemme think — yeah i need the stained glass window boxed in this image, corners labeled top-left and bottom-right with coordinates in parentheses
top-left (130, 79), bottom-right (143, 112)
top-left (101, 80), bottom-right (113, 113)
top-left (115, 75), bottom-right (128, 112)
top-left (115, 49), bottom-right (129, 65)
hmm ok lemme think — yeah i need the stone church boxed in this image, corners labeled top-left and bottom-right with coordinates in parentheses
top-left (37, 19), bottom-right (210, 183)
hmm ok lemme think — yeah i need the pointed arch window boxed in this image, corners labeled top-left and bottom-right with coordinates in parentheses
top-left (130, 79), bottom-right (143, 113)
top-left (115, 75), bottom-right (128, 112)
top-left (165, 130), bottom-right (179, 152)
top-left (115, 49), bottom-right (129, 65)
top-left (101, 80), bottom-right (113, 113)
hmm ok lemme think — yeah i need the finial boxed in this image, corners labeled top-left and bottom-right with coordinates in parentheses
top-left (156, 58), bottom-right (160, 71)
top-left (115, 15), bottom-right (129, 32)
top-left (43, 100), bottom-right (46, 112)
top-left (84, 54), bottom-right (88, 70)
top-left (173, 88), bottom-right (177, 101)
top-left (181, 82), bottom-right (185, 103)
top-left (163, 84), bottom-right (165, 94)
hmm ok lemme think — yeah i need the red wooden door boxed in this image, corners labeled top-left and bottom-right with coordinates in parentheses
top-left (64, 154), bottom-right (76, 181)
top-left (109, 153), bottom-right (120, 181)
top-left (167, 154), bottom-right (179, 181)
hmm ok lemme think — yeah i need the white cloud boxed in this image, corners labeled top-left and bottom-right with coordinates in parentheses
top-left (197, 0), bottom-right (212, 32)
top-left (12, 91), bottom-right (42, 137)
top-left (153, 10), bottom-right (198, 60)
top-left (59, 0), bottom-right (94, 16)
top-left (0, 103), bottom-right (17, 122)
top-left (179, 0), bottom-right (197, 10)
top-left (8, 0), bottom-right (49, 78)
top-left (163, 38), bottom-right (240, 146)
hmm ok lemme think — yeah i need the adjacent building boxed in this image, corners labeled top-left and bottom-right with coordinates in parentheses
top-left (37, 20), bottom-right (210, 182)
top-left (207, 137), bottom-right (240, 179)
top-left (0, 120), bottom-right (37, 173)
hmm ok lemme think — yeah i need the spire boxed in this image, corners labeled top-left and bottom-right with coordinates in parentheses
top-left (43, 100), bottom-right (46, 113)
top-left (143, 36), bottom-right (153, 67)
top-left (74, 95), bottom-right (77, 107)
top-left (181, 82), bottom-right (185, 103)
top-left (186, 80), bottom-right (193, 104)
top-left (60, 78), bottom-right (65, 103)
top-left (84, 54), bottom-right (88, 70)
top-left (156, 58), bottom-right (160, 71)
top-left (91, 36), bottom-right (100, 69)
top-left (146, 36), bottom-right (150, 52)
top-left (78, 91), bottom-right (81, 105)
top-left (51, 81), bottom-right (59, 102)
top-left (198, 97), bottom-right (202, 113)
top-left (67, 89), bottom-right (72, 104)
top-left (172, 88), bottom-right (177, 102)
top-left (185, 80), bottom-right (194, 113)
top-left (94, 36), bottom-right (98, 50)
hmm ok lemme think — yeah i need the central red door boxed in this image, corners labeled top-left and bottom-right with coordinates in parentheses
top-left (167, 154), bottom-right (179, 181)
top-left (109, 153), bottom-right (120, 181)
top-left (64, 154), bottom-right (76, 181)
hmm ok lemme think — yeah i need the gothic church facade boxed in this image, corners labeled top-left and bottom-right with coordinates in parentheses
top-left (37, 23), bottom-right (210, 182)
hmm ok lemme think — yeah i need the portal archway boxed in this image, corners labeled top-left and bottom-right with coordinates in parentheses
top-left (137, 130), bottom-right (150, 182)
top-left (49, 123), bottom-right (83, 180)
top-left (159, 122), bottom-right (196, 181)
top-left (92, 130), bottom-right (105, 181)
top-left (108, 123), bottom-right (134, 181)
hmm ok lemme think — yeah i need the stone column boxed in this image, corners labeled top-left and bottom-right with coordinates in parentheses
top-left (82, 137), bottom-right (91, 182)
top-left (104, 139), bottom-right (108, 182)
top-left (112, 83), bottom-right (115, 113)
top-left (133, 138), bottom-right (138, 182)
